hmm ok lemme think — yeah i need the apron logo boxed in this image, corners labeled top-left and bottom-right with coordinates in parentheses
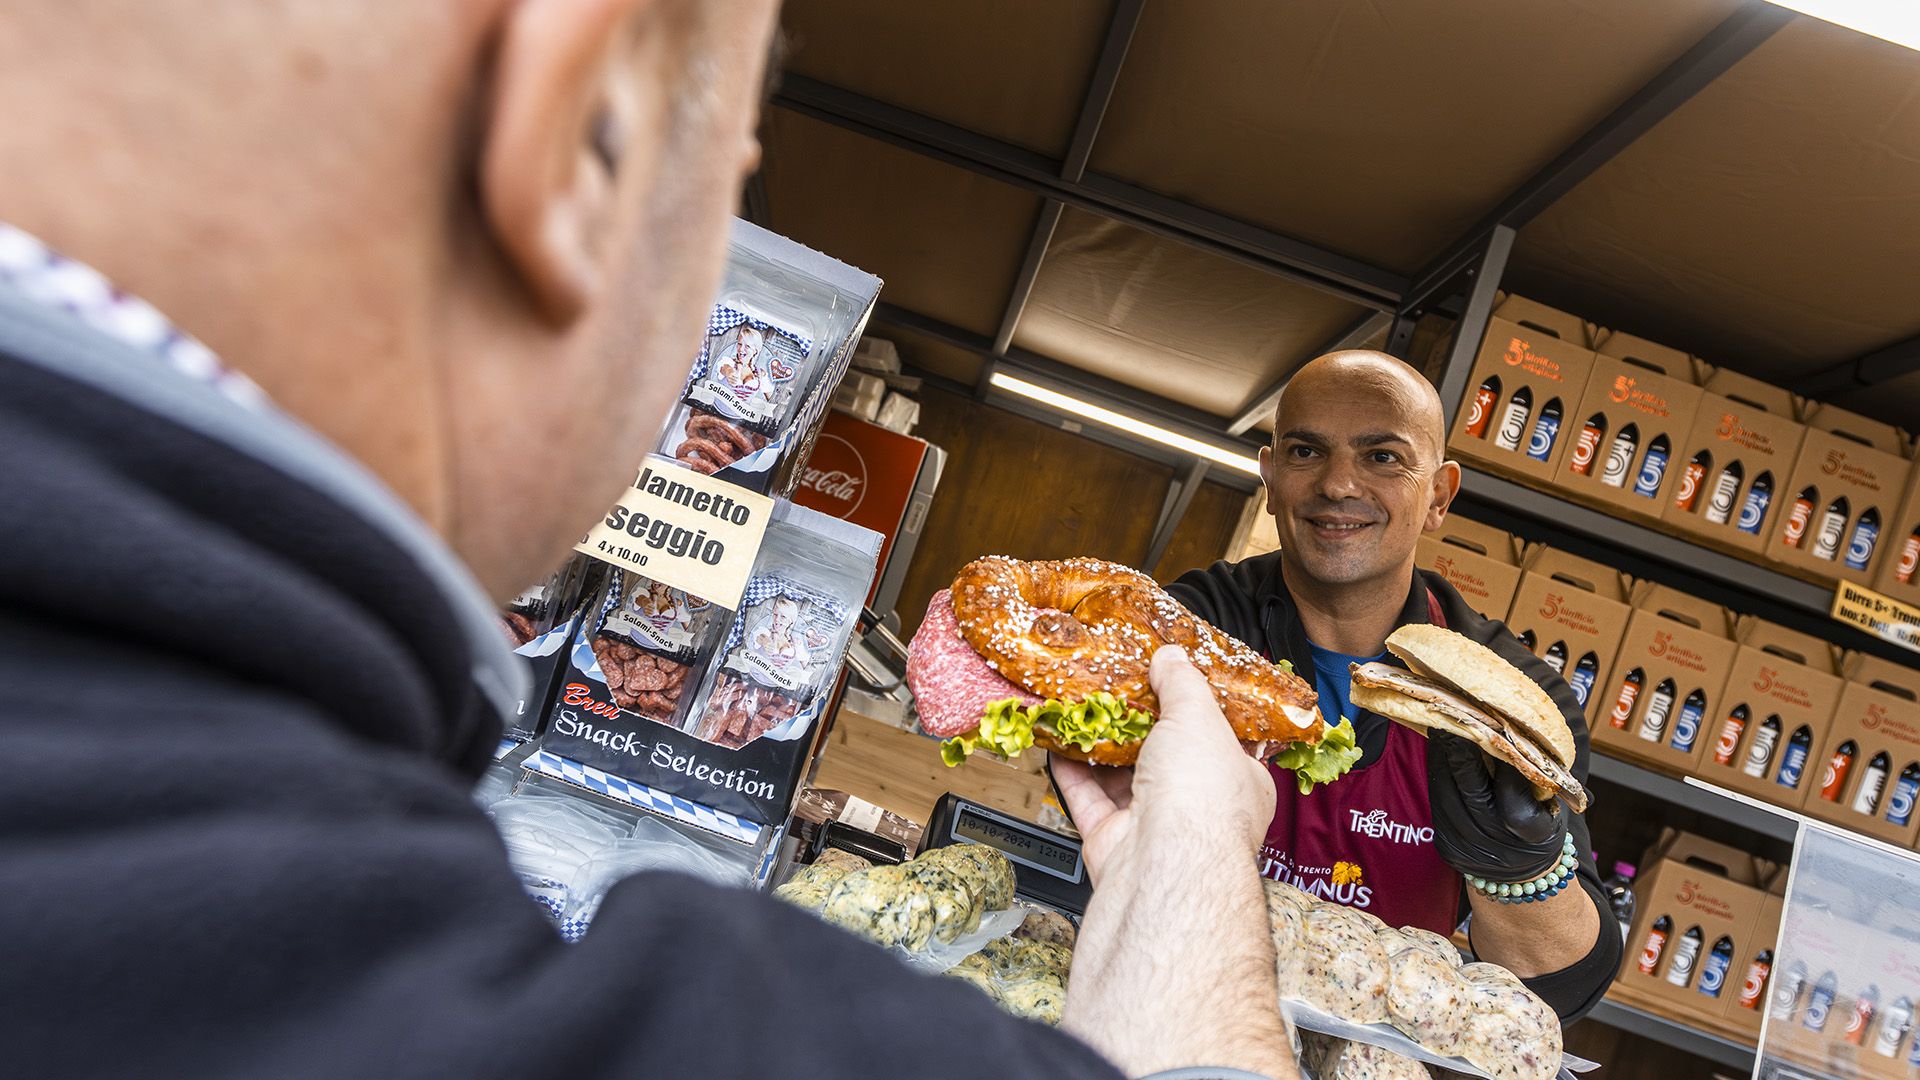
top-left (1349, 808), bottom-right (1436, 845)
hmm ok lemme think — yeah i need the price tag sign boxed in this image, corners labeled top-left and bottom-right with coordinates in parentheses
top-left (1831, 581), bottom-right (1920, 655)
top-left (576, 457), bottom-right (774, 611)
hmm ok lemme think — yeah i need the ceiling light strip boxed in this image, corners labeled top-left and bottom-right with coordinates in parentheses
top-left (988, 371), bottom-right (1262, 476)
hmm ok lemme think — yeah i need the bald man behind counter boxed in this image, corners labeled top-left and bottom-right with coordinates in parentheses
top-left (0, 2), bottom-right (1300, 1078)
top-left (1166, 352), bottom-right (1622, 1020)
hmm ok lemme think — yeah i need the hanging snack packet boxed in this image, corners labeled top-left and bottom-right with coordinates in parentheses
top-left (588, 571), bottom-right (726, 730)
top-left (687, 501), bottom-right (882, 749)
top-left (656, 220), bottom-right (880, 495)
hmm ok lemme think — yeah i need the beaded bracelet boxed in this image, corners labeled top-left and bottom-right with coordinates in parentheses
top-left (1465, 833), bottom-right (1579, 904)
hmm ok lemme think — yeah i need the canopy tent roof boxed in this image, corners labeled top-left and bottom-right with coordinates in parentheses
top-left (759, 1), bottom-right (1920, 441)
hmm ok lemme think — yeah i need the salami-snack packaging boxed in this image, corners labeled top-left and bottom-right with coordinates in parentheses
top-left (538, 501), bottom-right (882, 826)
top-left (588, 572), bottom-right (726, 731)
top-left (686, 502), bottom-right (881, 750)
top-left (501, 555), bottom-right (605, 740)
top-left (656, 219), bottom-right (881, 495)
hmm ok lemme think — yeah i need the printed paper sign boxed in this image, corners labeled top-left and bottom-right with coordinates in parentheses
top-left (576, 458), bottom-right (774, 611)
top-left (1831, 581), bottom-right (1920, 655)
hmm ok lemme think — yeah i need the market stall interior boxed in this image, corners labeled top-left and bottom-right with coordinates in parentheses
top-left (722, 2), bottom-right (1920, 1076)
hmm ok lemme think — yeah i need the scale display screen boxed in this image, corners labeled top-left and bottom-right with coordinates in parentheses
top-left (953, 805), bottom-right (1082, 881)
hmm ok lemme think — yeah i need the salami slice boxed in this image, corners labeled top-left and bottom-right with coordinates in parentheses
top-left (906, 589), bottom-right (1041, 738)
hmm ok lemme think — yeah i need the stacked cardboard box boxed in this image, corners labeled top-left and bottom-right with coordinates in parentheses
top-left (1447, 296), bottom-right (1597, 483)
top-left (1552, 331), bottom-right (1705, 524)
top-left (1872, 467), bottom-right (1920, 607)
top-left (1501, 546), bottom-right (1632, 727)
top-left (1662, 367), bottom-right (1808, 556)
top-left (1592, 583), bottom-right (1738, 774)
top-left (1416, 517), bottom-right (1523, 620)
top-left (1766, 406), bottom-right (1913, 587)
top-left (1799, 655), bottom-right (1920, 847)
top-left (1692, 618), bottom-right (1844, 811)
top-left (1618, 830), bottom-right (1779, 1028)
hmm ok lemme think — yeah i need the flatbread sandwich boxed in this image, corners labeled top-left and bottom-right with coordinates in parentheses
top-left (1350, 625), bottom-right (1589, 812)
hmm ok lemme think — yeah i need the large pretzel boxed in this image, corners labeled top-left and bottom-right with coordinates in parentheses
top-left (948, 556), bottom-right (1322, 764)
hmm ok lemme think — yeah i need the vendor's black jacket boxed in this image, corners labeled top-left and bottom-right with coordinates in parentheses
top-left (0, 289), bottom-right (1120, 1078)
top-left (1168, 552), bottom-right (1624, 1022)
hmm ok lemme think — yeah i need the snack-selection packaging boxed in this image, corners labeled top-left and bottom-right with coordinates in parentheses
top-left (1414, 517), bottom-right (1523, 621)
top-left (1446, 295), bottom-right (1597, 485)
top-left (1765, 405), bottom-right (1913, 588)
top-left (1870, 466), bottom-right (1920, 607)
top-left (1550, 330), bottom-right (1704, 523)
top-left (1617, 829), bottom-right (1778, 1028)
top-left (1591, 583), bottom-right (1737, 774)
top-left (1799, 654), bottom-right (1920, 847)
top-left (656, 219), bottom-right (882, 495)
top-left (905, 556), bottom-right (1340, 783)
top-left (1661, 366), bottom-right (1807, 556)
top-left (1500, 545), bottom-right (1633, 728)
top-left (540, 501), bottom-right (882, 826)
top-left (501, 556), bottom-right (605, 740)
top-left (1692, 618), bottom-right (1843, 812)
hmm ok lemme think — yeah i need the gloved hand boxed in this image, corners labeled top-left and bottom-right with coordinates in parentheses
top-left (1425, 730), bottom-right (1568, 884)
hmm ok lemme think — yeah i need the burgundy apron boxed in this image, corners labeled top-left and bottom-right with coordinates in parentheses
top-left (1257, 590), bottom-right (1463, 934)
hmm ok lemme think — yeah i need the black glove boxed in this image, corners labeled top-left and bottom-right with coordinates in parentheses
top-left (1425, 729), bottom-right (1569, 883)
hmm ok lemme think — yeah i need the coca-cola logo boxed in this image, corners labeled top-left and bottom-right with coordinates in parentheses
top-left (798, 434), bottom-right (867, 515)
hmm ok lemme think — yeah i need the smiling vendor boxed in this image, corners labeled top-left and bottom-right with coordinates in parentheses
top-left (1167, 350), bottom-right (1621, 1021)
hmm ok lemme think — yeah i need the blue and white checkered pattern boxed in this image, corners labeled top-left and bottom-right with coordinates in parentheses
top-left (684, 304), bottom-right (811, 384)
top-left (521, 749), bottom-right (764, 846)
top-left (494, 736), bottom-right (524, 761)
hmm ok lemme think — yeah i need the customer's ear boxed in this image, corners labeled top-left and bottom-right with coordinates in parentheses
top-left (479, 0), bottom-right (655, 325)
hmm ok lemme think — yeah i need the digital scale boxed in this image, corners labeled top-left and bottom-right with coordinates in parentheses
top-left (923, 792), bottom-right (1091, 917)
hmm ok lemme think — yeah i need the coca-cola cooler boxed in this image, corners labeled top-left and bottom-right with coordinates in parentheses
top-left (792, 408), bottom-right (944, 621)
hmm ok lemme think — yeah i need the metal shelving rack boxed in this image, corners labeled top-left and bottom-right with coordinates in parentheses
top-left (765, 1), bottom-right (1920, 1068)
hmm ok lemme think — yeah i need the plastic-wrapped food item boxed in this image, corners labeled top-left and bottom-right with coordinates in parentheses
top-left (656, 221), bottom-right (879, 495)
top-left (1384, 949), bottom-right (1475, 1058)
top-left (997, 973), bottom-right (1067, 1025)
top-left (1297, 904), bottom-right (1392, 1023)
top-left (687, 504), bottom-right (874, 749)
top-left (590, 571), bottom-right (722, 726)
top-left (772, 853), bottom-right (871, 912)
top-left (920, 843), bottom-right (1018, 912)
top-left (1301, 1032), bottom-right (1434, 1079)
top-left (945, 953), bottom-right (1002, 1001)
top-left (823, 864), bottom-right (936, 952)
top-left (1013, 908), bottom-right (1077, 947)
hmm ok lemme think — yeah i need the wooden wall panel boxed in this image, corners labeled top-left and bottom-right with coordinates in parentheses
top-left (1152, 480), bottom-right (1254, 584)
top-left (893, 387), bottom-right (1256, 636)
top-left (896, 386), bottom-right (1171, 636)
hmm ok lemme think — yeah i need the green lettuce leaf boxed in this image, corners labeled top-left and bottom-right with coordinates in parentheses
top-left (1270, 718), bottom-right (1361, 794)
top-left (939, 694), bottom-right (1151, 766)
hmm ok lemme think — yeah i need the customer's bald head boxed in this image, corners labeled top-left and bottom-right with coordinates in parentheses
top-left (0, 0), bottom-right (784, 598)
top-left (1274, 351), bottom-right (1446, 461)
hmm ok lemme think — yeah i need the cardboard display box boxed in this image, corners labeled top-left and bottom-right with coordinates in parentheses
top-left (1618, 829), bottom-right (1774, 1027)
top-left (1551, 331), bottom-right (1705, 523)
top-left (1416, 517), bottom-right (1523, 620)
top-left (1661, 367), bottom-right (1808, 557)
top-left (1447, 296), bottom-right (1597, 484)
top-left (1799, 654), bottom-right (1920, 846)
top-left (1592, 583), bottom-right (1737, 774)
top-left (1719, 891), bottom-right (1784, 1037)
top-left (1692, 618), bottom-right (1844, 811)
top-left (1766, 406), bottom-right (1913, 588)
top-left (1501, 545), bottom-right (1632, 727)
top-left (1870, 466), bottom-right (1920, 606)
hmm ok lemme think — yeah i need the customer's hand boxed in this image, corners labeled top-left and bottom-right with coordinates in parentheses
top-left (1051, 645), bottom-right (1296, 1080)
top-left (1051, 645), bottom-right (1276, 884)
top-left (1425, 730), bottom-right (1567, 883)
